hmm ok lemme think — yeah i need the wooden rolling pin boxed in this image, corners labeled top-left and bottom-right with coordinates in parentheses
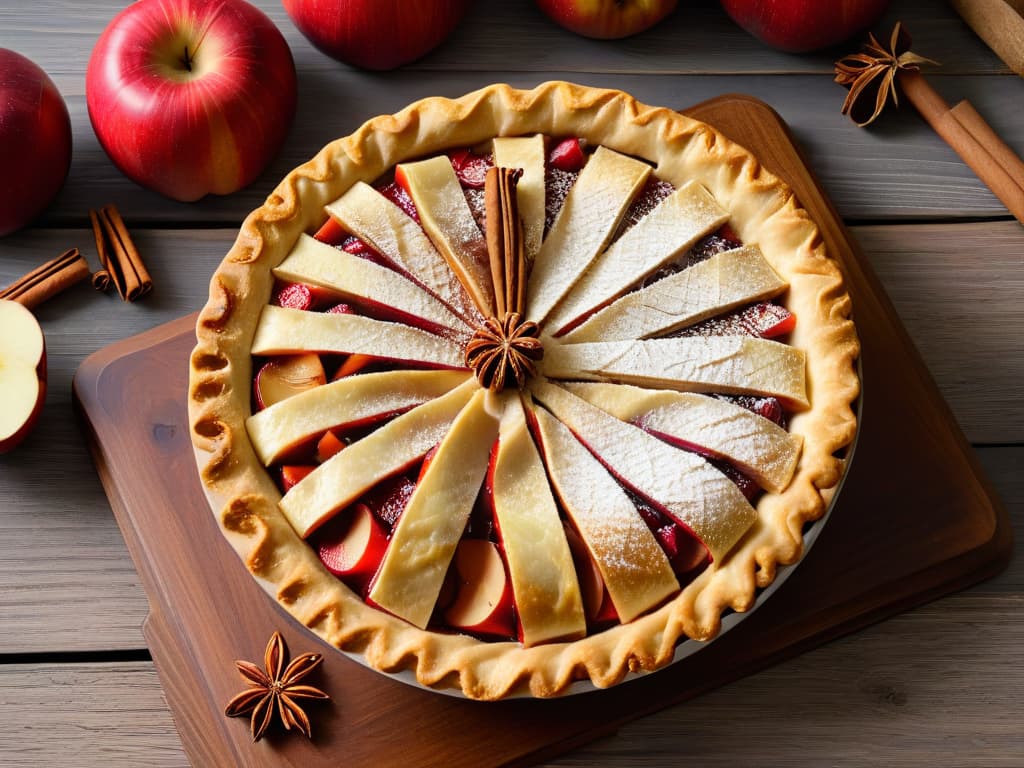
top-left (949, 0), bottom-right (1024, 76)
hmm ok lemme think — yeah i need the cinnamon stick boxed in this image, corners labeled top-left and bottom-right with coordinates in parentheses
top-left (0, 248), bottom-right (90, 309)
top-left (91, 204), bottom-right (153, 302)
top-left (484, 167), bottom-right (525, 318)
top-left (949, 0), bottom-right (1024, 77)
top-left (898, 70), bottom-right (1024, 224)
top-left (949, 100), bottom-right (1024, 192)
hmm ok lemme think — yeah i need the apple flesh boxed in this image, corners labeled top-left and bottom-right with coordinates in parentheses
top-left (86, 0), bottom-right (297, 201)
top-left (282, 0), bottom-right (470, 70)
top-left (443, 539), bottom-right (515, 638)
top-left (0, 301), bottom-right (47, 452)
top-left (315, 503), bottom-right (389, 593)
top-left (0, 50), bottom-right (72, 237)
top-left (535, 0), bottom-right (678, 39)
top-left (254, 353), bottom-right (326, 410)
top-left (720, 0), bottom-right (891, 53)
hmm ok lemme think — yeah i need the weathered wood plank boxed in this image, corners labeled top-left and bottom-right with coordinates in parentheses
top-left (17, 73), bottom-right (1022, 228)
top-left (0, 0), bottom-right (1007, 78)
top-left (855, 221), bottom-right (1024, 444)
top-left (2, 592), bottom-right (1022, 767)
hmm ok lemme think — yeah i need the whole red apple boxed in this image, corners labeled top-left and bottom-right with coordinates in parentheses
top-left (535, 0), bottom-right (678, 40)
top-left (281, 0), bottom-right (470, 70)
top-left (0, 50), bottom-right (72, 237)
top-left (86, 0), bottom-right (297, 202)
top-left (720, 0), bottom-right (891, 53)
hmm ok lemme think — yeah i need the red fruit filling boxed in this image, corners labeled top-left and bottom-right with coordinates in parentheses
top-left (676, 301), bottom-right (795, 339)
top-left (382, 179), bottom-right (420, 223)
top-left (548, 137), bottom-right (586, 171)
top-left (448, 148), bottom-right (493, 189)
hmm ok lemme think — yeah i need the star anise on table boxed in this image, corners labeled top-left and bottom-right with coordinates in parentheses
top-left (465, 311), bottom-right (543, 392)
top-left (834, 21), bottom-right (937, 126)
top-left (224, 631), bottom-right (330, 742)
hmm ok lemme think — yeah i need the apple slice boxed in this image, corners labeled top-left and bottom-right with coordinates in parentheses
top-left (316, 429), bottom-right (346, 462)
top-left (325, 181), bottom-right (480, 324)
top-left (253, 352), bottom-right (326, 410)
top-left (0, 300), bottom-right (46, 453)
top-left (544, 335), bottom-right (809, 409)
top-left (368, 389), bottom-right (499, 629)
top-left (545, 181), bottom-right (729, 335)
top-left (273, 233), bottom-right (470, 335)
top-left (564, 245), bottom-right (787, 343)
top-left (331, 352), bottom-right (375, 380)
top-left (315, 503), bottom-right (389, 593)
top-left (563, 382), bottom-right (803, 493)
top-left (526, 145), bottom-right (651, 324)
top-left (279, 378), bottom-right (479, 538)
top-left (442, 539), bottom-right (516, 638)
top-left (492, 135), bottom-right (546, 261)
top-left (530, 379), bottom-right (757, 564)
top-left (246, 369), bottom-right (468, 465)
top-left (548, 137), bottom-right (586, 171)
top-left (395, 156), bottom-right (495, 317)
top-left (490, 394), bottom-right (586, 646)
top-left (281, 464), bottom-right (315, 491)
top-left (561, 521), bottom-right (608, 622)
top-left (530, 404), bottom-right (678, 623)
top-left (250, 305), bottom-right (466, 370)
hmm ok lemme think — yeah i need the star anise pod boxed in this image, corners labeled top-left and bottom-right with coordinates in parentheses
top-left (834, 21), bottom-right (937, 127)
top-left (224, 631), bottom-right (330, 742)
top-left (465, 311), bottom-right (543, 392)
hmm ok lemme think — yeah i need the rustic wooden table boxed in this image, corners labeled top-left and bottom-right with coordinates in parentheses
top-left (1, 0), bottom-right (1022, 765)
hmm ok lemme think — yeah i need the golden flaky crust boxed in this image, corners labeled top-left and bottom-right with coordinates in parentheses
top-left (188, 82), bottom-right (860, 700)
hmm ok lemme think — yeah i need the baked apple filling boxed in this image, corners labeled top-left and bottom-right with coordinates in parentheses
top-left (245, 136), bottom-right (804, 645)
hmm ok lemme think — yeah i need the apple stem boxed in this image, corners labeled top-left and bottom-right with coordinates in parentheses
top-left (182, 45), bottom-right (193, 73)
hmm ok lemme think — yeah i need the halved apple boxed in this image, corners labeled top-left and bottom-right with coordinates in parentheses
top-left (0, 300), bottom-right (46, 453)
top-left (526, 145), bottom-right (651, 324)
top-left (253, 352), bottom-right (326, 410)
top-left (442, 538), bottom-right (515, 638)
top-left (315, 503), bottom-right (389, 593)
top-left (246, 369), bottom-right (468, 465)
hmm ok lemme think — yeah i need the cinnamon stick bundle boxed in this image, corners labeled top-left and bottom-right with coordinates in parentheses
top-left (484, 166), bottom-right (526, 317)
top-left (835, 22), bottom-right (1024, 226)
top-left (90, 204), bottom-right (152, 301)
top-left (0, 248), bottom-right (90, 309)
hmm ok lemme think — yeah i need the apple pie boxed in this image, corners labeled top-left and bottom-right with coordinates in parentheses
top-left (189, 81), bottom-right (860, 700)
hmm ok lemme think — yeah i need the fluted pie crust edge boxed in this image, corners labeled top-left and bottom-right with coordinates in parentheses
top-left (187, 81), bottom-right (860, 700)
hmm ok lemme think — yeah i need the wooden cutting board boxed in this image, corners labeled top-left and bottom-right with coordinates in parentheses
top-left (73, 95), bottom-right (1012, 768)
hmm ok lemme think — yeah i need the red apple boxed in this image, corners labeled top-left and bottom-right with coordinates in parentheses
top-left (281, 0), bottom-right (470, 70)
top-left (316, 503), bottom-right (389, 592)
top-left (85, 0), bottom-right (296, 201)
top-left (0, 301), bottom-right (47, 452)
top-left (443, 539), bottom-right (515, 638)
top-left (0, 50), bottom-right (72, 237)
top-left (720, 0), bottom-right (891, 53)
top-left (535, 0), bottom-right (678, 39)
top-left (254, 353), bottom-right (326, 410)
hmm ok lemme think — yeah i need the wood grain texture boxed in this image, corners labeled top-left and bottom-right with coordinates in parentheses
top-left (0, 0), bottom-right (1020, 764)
top-left (0, 0), bottom-right (1007, 78)
top-left (3, 590), bottom-right (1022, 768)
